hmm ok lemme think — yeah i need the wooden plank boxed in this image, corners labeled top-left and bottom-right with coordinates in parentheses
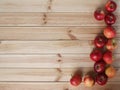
top-left (0, 41), bottom-right (93, 54)
top-left (0, 13), bottom-right (119, 26)
top-left (0, 0), bottom-right (119, 12)
top-left (0, 82), bottom-right (120, 90)
top-left (0, 41), bottom-right (119, 54)
top-left (0, 27), bottom-right (120, 40)
top-left (0, 68), bottom-right (119, 82)
top-left (0, 54), bottom-right (119, 68)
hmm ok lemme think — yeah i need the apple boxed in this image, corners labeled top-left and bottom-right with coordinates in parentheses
top-left (105, 0), bottom-right (117, 12)
top-left (103, 51), bottom-right (113, 64)
top-left (90, 49), bottom-right (103, 62)
top-left (84, 75), bottom-right (95, 87)
top-left (105, 66), bottom-right (116, 78)
top-left (94, 9), bottom-right (105, 21)
top-left (94, 61), bottom-right (106, 73)
top-left (70, 74), bottom-right (82, 86)
top-left (94, 35), bottom-right (107, 48)
top-left (106, 39), bottom-right (117, 51)
top-left (104, 13), bottom-right (116, 25)
top-left (103, 26), bottom-right (116, 39)
top-left (96, 73), bottom-right (108, 85)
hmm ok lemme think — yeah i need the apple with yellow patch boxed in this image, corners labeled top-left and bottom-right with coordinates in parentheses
top-left (105, 66), bottom-right (116, 78)
top-left (84, 75), bottom-right (95, 87)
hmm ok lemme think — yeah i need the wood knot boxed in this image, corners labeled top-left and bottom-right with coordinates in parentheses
top-left (47, 0), bottom-right (53, 10)
top-left (68, 30), bottom-right (72, 33)
top-left (64, 88), bottom-right (69, 90)
top-left (43, 13), bottom-right (47, 18)
top-left (58, 59), bottom-right (62, 62)
top-left (57, 53), bottom-right (62, 58)
top-left (56, 68), bottom-right (62, 73)
top-left (67, 29), bottom-right (77, 40)
top-left (43, 13), bottom-right (48, 24)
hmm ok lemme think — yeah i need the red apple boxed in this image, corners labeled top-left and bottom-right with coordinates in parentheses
top-left (94, 61), bottom-right (106, 73)
top-left (106, 39), bottom-right (117, 51)
top-left (70, 74), bottom-right (82, 86)
top-left (96, 73), bottom-right (108, 85)
top-left (94, 35), bottom-right (107, 48)
top-left (105, 0), bottom-right (117, 12)
top-left (104, 13), bottom-right (116, 25)
top-left (104, 26), bottom-right (116, 39)
top-left (90, 49), bottom-right (103, 62)
top-left (94, 9), bottom-right (105, 21)
top-left (105, 66), bottom-right (116, 78)
top-left (84, 75), bottom-right (95, 87)
top-left (103, 51), bottom-right (113, 64)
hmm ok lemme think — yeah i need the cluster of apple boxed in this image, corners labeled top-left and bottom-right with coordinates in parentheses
top-left (70, 0), bottom-right (117, 87)
top-left (91, 0), bottom-right (117, 86)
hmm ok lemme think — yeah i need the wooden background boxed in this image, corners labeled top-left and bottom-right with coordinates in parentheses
top-left (0, 0), bottom-right (120, 90)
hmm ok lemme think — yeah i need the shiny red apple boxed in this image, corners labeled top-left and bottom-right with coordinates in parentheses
top-left (94, 61), bottom-right (106, 73)
top-left (105, 0), bottom-right (117, 12)
top-left (94, 9), bottom-right (105, 21)
top-left (94, 35), bottom-right (107, 48)
top-left (104, 26), bottom-right (116, 39)
top-left (70, 74), bottom-right (82, 86)
top-left (90, 49), bottom-right (103, 62)
top-left (84, 75), bottom-right (95, 87)
top-left (103, 51), bottom-right (113, 64)
top-left (106, 39), bottom-right (117, 51)
top-left (104, 13), bottom-right (116, 25)
top-left (96, 73), bottom-right (108, 85)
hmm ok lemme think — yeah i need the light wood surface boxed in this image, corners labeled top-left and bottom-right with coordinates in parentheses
top-left (0, 54), bottom-right (119, 68)
top-left (0, 0), bottom-right (120, 90)
top-left (0, 27), bottom-right (120, 40)
top-left (0, 82), bottom-right (120, 90)
top-left (0, 0), bottom-right (119, 12)
top-left (0, 68), bottom-right (119, 82)
top-left (0, 41), bottom-right (120, 54)
top-left (0, 12), bottom-right (119, 26)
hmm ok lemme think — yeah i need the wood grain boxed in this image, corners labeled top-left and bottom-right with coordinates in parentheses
top-left (0, 41), bottom-right (119, 54)
top-left (0, 0), bottom-right (119, 12)
top-left (0, 54), bottom-right (119, 68)
top-left (0, 82), bottom-right (120, 90)
top-left (0, 12), bottom-right (119, 26)
top-left (0, 68), bottom-right (119, 82)
top-left (0, 27), bottom-right (120, 40)
top-left (0, 0), bottom-right (119, 89)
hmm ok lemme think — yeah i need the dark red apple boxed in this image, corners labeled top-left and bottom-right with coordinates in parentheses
top-left (94, 35), bottom-right (107, 48)
top-left (90, 49), bottom-right (103, 62)
top-left (96, 73), bottom-right (108, 85)
top-left (84, 75), bottom-right (95, 87)
top-left (106, 39), bottom-right (117, 51)
top-left (104, 26), bottom-right (116, 39)
top-left (94, 61), bottom-right (106, 73)
top-left (104, 13), bottom-right (116, 25)
top-left (94, 9), bottom-right (105, 21)
top-left (103, 51), bottom-right (113, 64)
top-left (70, 74), bottom-right (82, 86)
top-left (105, 0), bottom-right (117, 12)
